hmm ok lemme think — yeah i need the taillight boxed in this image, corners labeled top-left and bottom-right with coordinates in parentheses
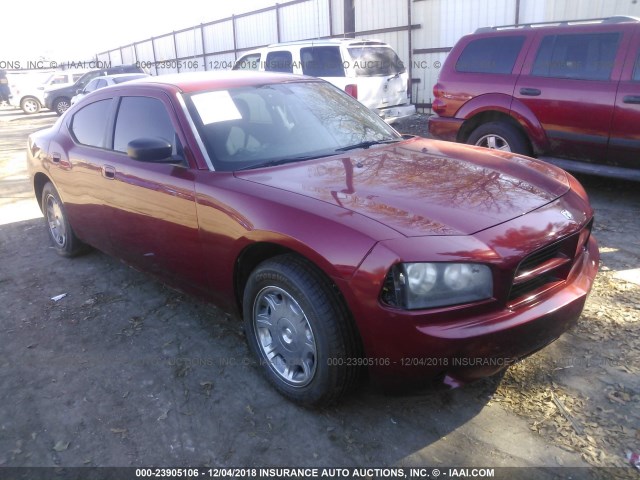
top-left (432, 82), bottom-right (443, 99)
top-left (345, 84), bottom-right (358, 99)
top-left (432, 82), bottom-right (446, 115)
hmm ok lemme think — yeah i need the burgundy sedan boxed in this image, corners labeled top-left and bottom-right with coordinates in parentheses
top-left (27, 72), bottom-right (599, 405)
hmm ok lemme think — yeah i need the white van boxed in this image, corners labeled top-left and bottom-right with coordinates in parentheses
top-left (9, 70), bottom-right (88, 114)
top-left (233, 39), bottom-right (415, 124)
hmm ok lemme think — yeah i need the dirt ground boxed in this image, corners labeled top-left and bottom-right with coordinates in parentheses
top-left (0, 107), bottom-right (638, 478)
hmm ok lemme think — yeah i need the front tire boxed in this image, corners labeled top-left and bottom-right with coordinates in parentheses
top-left (53, 97), bottom-right (71, 116)
top-left (42, 182), bottom-right (86, 257)
top-left (467, 121), bottom-right (531, 156)
top-left (243, 254), bottom-right (359, 406)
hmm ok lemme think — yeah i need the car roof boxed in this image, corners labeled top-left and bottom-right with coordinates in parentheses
top-left (265, 38), bottom-right (388, 47)
top-left (237, 39), bottom-right (391, 55)
top-left (121, 71), bottom-right (319, 93)
top-left (473, 15), bottom-right (639, 34)
top-left (101, 73), bottom-right (149, 80)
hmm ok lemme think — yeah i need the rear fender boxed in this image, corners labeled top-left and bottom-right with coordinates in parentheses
top-left (456, 94), bottom-right (549, 154)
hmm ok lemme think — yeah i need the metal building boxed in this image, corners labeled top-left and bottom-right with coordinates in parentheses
top-left (96, 0), bottom-right (640, 110)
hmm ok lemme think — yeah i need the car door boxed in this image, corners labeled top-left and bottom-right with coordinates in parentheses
top-left (52, 97), bottom-right (116, 252)
top-left (608, 28), bottom-right (640, 170)
top-left (100, 92), bottom-right (208, 293)
top-left (515, 26), bottom-right (628, 164)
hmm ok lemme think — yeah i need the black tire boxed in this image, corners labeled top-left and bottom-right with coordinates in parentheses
top-left (243, 254), bottom-right (360, 406)
top-left (467, 121), bottom-right (531, 156)
top-left (20, 96), bottom-right (41, 114)
top-left (42, 182), bottom-right (86, 257)
top-left (53, 97), bottom-right (71, 116)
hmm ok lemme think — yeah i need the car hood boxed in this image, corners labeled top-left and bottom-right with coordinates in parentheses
top-left (235, 138), bottom-right (570, 237)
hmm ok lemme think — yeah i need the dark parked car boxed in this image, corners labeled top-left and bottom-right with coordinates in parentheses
top-left (43, 64), bottom-right (144, 115)
top-left (429, 16), bottom-right (640, 181)
top-left (28, 72), bottom-right (599, 405)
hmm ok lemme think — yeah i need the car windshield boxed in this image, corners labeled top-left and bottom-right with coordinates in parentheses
top-left (186, 80), bottom-right (400, 171)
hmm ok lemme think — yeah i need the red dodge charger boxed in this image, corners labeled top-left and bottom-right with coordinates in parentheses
top-left (27, 71), bottom-right (599, 405)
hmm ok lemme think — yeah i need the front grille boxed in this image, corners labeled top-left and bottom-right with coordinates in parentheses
top-left (508, 220), bottom-right (592, 306)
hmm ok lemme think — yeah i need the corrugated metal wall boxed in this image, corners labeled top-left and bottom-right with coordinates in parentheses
top-left (410, 0), bottom-right (640, 109)
top-left (95, 0), bottom-right (640, 110)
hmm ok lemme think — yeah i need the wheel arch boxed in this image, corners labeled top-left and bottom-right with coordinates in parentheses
top-left (33, 172), bottom-right (53, 212)
top-left (456, 94), bottom-right (549, 154)
top-left (20, 95), bottom-right (41, 105)
top-left (233, 241), bottom-right (352, 317)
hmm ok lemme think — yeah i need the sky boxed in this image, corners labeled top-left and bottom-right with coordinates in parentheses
top-left (3, 0), bottom-right (278, 64)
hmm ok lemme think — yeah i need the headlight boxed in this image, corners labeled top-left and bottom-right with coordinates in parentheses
top-left (382, 262), bottom-right (493, 310)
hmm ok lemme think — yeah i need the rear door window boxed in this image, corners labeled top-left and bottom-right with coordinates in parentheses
top-left (455, 36), bottom-right (525, 74)
top-left (300, 47), bottom-right (345, 77)
top-left (70, 99), bottom-right (112, 148)
top-left (265, 51), bottom-right (293, 73)
top-left (532, 32), bottom-right (620, 81)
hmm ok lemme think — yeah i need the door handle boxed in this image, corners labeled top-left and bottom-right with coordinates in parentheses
top-left (51, 153), bottom-right (61, 163)
top-left (102, 165), bottom-right (116, 179)
top-left (623, 95), bottom-right (640, 104)
top-left (520, 88), bottom-right (541, 96)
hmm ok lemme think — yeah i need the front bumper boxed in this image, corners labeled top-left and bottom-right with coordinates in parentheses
top-left (377, 103), bottom-right (416, 124)
top-left (343, 213), bottom-right (599, 389)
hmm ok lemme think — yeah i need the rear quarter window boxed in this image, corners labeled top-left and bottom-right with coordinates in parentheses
top-left (532, 32), bottom-right (620, 81)
top-left (455, 36), bottom-right (525, 74)
top-left (347, 46), bottom-right (405, 76)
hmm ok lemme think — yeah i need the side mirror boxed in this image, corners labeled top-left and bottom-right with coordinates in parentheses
top-left (77, 89), bottom-right (84, 94)
top-left (127, 138), bottom-right (174, 162)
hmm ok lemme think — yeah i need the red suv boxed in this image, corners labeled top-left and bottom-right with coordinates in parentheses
top-left (429, 16), bottom-right (640, 181)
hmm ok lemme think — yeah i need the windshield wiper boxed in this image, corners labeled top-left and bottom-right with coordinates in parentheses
top-left (335, 138), bottom-right (401, 152)
top-left (237, 153), bottom-right (336, 171)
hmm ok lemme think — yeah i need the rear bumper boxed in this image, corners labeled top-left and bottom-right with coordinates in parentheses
top-left (428, 115), bottom-right (464, 142)
top-left (346, 235), bottom-right (599, 390)
top-left (377, 103), bottom-right (416, 124)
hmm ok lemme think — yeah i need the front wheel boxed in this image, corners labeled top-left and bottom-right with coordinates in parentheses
top-left (467, 121), bottom-right (531, 156)
top-left (42, 182), bottom-right (87, 257)
top-left (243, 254), bottom-right (359, 406)
top-left (53, 97), bottom-right (71, 116)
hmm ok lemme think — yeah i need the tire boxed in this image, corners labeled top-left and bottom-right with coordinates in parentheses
top-left (42, 182), bottom-right (86, 257)
top-left (243, 254), bottom-right (359, 406)
top-left (53, 97), bottom-right (71, 116)
top-left (467, 121), bottom-right (531, 156)
top-left (20, 97), bottom-right (41, 114)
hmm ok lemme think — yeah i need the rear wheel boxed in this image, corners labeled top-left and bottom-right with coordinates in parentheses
top-left (467, 121), bottom-right (531, 156)
top-left (53, 97), bottom-right (71, 116)
top-left (243, 254), bottom-right (359, 406)
top-left (42, 182), bottom-right (86, 257)
top-left (20, 97), bottom-right (41, 114)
